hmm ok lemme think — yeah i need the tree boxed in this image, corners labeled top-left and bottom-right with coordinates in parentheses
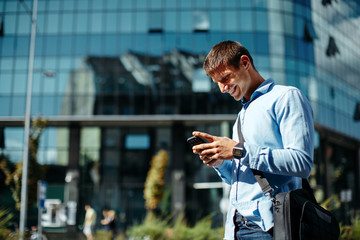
top-left (0, 117), bottom-right (48, 210)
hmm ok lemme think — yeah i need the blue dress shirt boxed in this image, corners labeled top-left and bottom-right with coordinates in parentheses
top-left (215, 78), bottom-right (314, 240)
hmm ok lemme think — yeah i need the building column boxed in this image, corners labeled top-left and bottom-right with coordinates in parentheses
top-left (171, 122), bottom-right (185, 215)
top-left (64, 125), bottom-right (80, 229)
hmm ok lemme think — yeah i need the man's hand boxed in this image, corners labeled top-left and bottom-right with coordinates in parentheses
top-left (192, 131), bottom-right (238, 167)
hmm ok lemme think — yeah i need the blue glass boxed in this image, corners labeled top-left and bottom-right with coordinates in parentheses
top-left (239, 10), bottom-right (253, 31)
top-left (45, 35), bottom-right (59, 56)
top-left (14, 57), bottom-right (28, 71)
top-left (164, 0), bottom-right (176, 9)
top-left (60, 35), bottom-right (74, 56)
top-left (0, 58), bottom-right (13, 71)
top-left (164, 33), bottom-right (177, 52)
top-left (90, 12), bottom-right (103, 33)
top-left (194, 0), bottom-right (207, 9)
top-left (150, 0), bottom-right (162, 10)
top-left (1, 37), bottom-right (15, 57)
top-left (255, 10), bottom-right (268, 31)
top-left (179, 11), bottom-right (192, 32)
top-left (210, 11), bottom-right (222, 32)
top-left (91, 0), bottom-right (105, 11)
top-left (119, 34), bottom-right (132, 54)
top-left (106, 0), bottom-right (118, 10)
top-left (15, 36), bottom-right (30, 56)
top-left (42, 95), bottom-right (57, 115)
top-left (193, 33), bottom-right (208, 54)
top-left (179, 33), bottom-right (192, 52)
top-left (17, 13), bottom-right (31, 35)
top-left (0, 96), bottom-right (11, 116)
top-left (104, 34), bottom-right (118, 56)
top-left (88, 34), bottom-right (103, 55)
top-left (77, 0), bottom-right (90, 11)
top-left (43, 57), bottom-right (57, 70)
top-left (58, 71), bottom-right (70, 93)
top-left (74, 34), bottom-right (88, 56)
top-left (224, 0), bottom-right (237, 8)
top-left (105, 12), bottom-right (117, 33)
top-left (120, 12), bottom-right (132, 33)
top-left (34, 35), bottom-right (44, 56)
top-left (4, 14), bottom-right (16, 35)
top-left (75, 12), bottom-right (88, 33)
top-left (61, 13), bottom-right (75, 34)
top-left (46, 13), bottom-right (60, 34)
top-left (238, 32), bottom-right (255, 54)
top-left (48, 0), bottom-right (61, 11)
top-left (63, 0), bottom-right (75, 11)
top-left (133, 34), bottom-right (147, 54)
top-left (0, 74), bottom-right (12, 94)
top-left (135, 11), bottom-right (148, 33)
top-left (149, 11), bottom-right (162, 31)
top-left (255, 32), bottom-right (269, 54)
top-left (224, 10), bottom-right (237, 32)
top-left (209, 0), bottom-right (222, 9)
top-left (13, 73), bottom-right (27, 94)
top-left (43, 77), bottom-right (57, 94)
top-left (11, 96), bottom-right (26, 116)
top-left (285, 36), bottom-right (296, 57)
top-left (149, 34), bottom-right (163, 56)
top-left (164, 11), bottom-right (177, 32)
top-left (121, 0), bottom-right (134, 10)
top-left (31, 95), bottom-right (41, 115)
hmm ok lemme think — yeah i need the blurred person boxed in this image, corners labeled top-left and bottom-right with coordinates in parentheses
top-left (83, 204), bottom-right (96, 240)
top-left (101, 209), bottom-right (117, 239)
top-left (191, 40), bottom-right (314, 240)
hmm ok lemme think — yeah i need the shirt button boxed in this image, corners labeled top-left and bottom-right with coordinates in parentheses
top-left (246, 163), bottom-right (249, 166)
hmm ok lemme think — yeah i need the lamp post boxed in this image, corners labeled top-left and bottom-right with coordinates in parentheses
top-left (19, 0), bottom-right (38, 238)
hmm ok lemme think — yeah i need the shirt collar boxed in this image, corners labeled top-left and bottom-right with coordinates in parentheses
top-left (240, 78), bottom-right (274, 106)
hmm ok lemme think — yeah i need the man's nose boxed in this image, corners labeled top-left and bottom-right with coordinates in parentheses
top-left (218, 82), bottom-right (228, 93)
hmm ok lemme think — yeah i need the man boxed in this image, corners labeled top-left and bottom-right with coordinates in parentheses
top-left (192, 40), bottom-right (314, 239)
top-left (83, 204), bottom-right (96, 240)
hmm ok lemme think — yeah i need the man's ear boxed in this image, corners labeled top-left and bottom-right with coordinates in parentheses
top-left (240, 55), bottom-right (250, 69)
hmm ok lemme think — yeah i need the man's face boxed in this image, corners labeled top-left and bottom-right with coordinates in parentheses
top-left (211, 63), bottom-right (252, 101)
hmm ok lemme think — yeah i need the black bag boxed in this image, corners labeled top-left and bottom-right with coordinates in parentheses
top-left (252, 170), bottom-right (340, 240)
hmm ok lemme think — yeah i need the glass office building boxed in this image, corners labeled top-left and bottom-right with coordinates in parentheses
top-left (0, 0), bottom-right (359, 230)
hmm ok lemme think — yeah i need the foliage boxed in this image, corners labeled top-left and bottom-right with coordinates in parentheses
top-left (0, 117), bottom-right (48, 210)
top-left (339, 214), bottom-right (360, 240)
top-left (126, 212), bottom-right (168, 240)
top-left (144, 149), bottom-right (168, 211)
top-left (0, 208), bottom-right (13, 240)
top-left (126, 212), bottom-right (224, 240)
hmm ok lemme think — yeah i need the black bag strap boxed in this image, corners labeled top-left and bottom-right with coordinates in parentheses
top-left (251, 169), bottom-right (317, 203)
top-left (251, 169), bottom-right (274, 196)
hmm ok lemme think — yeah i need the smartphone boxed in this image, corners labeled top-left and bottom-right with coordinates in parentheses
top-left (186, 136), bottom-right (207, 147)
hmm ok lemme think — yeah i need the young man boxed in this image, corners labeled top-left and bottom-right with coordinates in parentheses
top-left (192, 41), bottom-right (314, 240)
top-left (83, 204), bottom-right (96, 240)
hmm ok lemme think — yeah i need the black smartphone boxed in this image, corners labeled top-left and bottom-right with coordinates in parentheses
top-left (186, 136), bottom-right (207, 147)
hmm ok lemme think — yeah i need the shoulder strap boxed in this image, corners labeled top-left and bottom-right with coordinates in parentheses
top-left (251, 169), bottom-right (274, 196)
top-left (251, 169), bottom-right (317, 203)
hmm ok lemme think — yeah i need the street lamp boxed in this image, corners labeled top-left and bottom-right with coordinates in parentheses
top-left (19, 0), bottom-right (38, 239)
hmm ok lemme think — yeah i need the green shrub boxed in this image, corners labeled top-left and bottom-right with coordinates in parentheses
top-left (0, 208), bottom-right (13, 240)
top-left (126, 212), bottom-right (224, 240)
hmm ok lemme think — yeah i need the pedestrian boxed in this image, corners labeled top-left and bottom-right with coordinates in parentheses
top-left (83, 204), bottom-right (96, 240)
top-left (101, 209), bottom-right (117, 239)
top-left (191, 40), bottom-right (314, 240)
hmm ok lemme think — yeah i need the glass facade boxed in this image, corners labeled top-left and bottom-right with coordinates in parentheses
top-left (0, 0), bottom-right (360, 231)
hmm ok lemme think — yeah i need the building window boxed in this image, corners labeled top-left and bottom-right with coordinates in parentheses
top-left (193, 11), bottom-right (209, 32)
top-left (303, 20), bottom-right (317, 42)
top-left (326, 36), bottom-right (340, 57)
top-left (149, 11), bottom-right (163, 33)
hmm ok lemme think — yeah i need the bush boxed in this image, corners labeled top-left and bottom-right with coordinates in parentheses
top-left (126, 212), bottom-right (224, 240)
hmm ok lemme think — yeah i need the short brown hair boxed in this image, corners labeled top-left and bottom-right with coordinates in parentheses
top-left (203, 40), bottom-right (255, 76)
